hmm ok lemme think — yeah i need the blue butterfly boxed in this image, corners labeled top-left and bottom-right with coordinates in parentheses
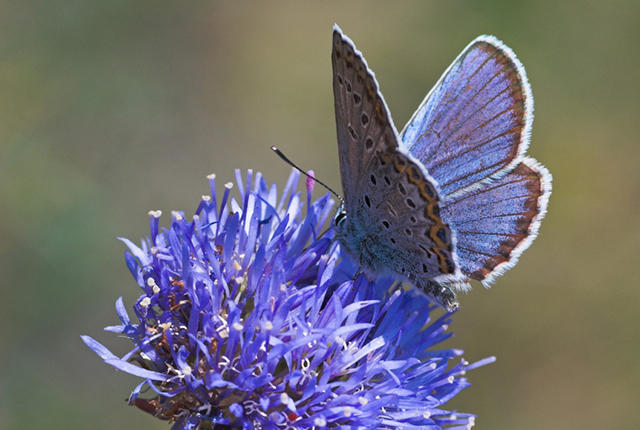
top-left (331, 25), bottom-right (551, 311)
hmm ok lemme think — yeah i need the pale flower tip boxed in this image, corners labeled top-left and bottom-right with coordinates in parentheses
top-left (148, 209), bottom-right (162, 218)
top-left (305, 170), bottom-right (315, 193)
top-left (467, 416), bottom-right (476, 428)
top-left (201, 194), bottom-right (211, 202)
top-left (206, 173), bottom-right (216, 180)
top-left (171, 211), bottom-right (183, 221)
top-left (225, 182), bottom-right (233, 189)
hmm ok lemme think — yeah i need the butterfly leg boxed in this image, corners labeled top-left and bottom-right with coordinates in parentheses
top-left (352, 265), bottom-right (363, 282)
top-left (418, 280), bottom-right (459, 312)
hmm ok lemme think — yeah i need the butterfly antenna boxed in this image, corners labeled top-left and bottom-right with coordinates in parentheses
top-left (271, 146), bottom-right (344, 204)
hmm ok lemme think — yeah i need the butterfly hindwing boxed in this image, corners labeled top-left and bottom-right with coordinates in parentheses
top-left (442, 158), bottom-right (551, 285)
top-left (401, 35), bottom-right (532, 199)
top-left (355, 151), bottom-right (459, 280)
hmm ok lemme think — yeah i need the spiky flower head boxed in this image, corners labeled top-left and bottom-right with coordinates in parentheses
top-left (83, 170), bottom-right (493, 429)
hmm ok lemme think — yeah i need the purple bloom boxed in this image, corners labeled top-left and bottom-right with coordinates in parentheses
top-left (83, 169), bottom-right (493, 429)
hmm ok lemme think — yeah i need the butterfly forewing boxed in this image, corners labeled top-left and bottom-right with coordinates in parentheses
top-left (332, 26), bottom-right (462, 285)
top-left (332, 29), bottom-right (398, 213)
top-left (401, 36), bottom-right (532, 199)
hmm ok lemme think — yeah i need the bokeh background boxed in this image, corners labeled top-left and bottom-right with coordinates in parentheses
top-left (2, 1), bottom-right (639, 429)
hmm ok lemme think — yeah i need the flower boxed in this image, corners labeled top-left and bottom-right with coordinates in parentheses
top-left (82, 169), bottom-right (494, 429)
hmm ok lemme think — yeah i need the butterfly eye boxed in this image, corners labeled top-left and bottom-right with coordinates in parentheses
top-left (334, 211), bottom-right (347, 227)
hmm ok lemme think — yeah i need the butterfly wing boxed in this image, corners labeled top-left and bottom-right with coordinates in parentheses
top-left (441, 158), bottom-right (551, 286)
top-left (332, 26), bottom-right (464, 293)
top-left (332, 26), bottom-right (399, 213)
top-left (355, 149), bottom-right (464, 289)
top-left (402, 35), bottom-right (551, 284)
top-left (401, 35), bottom-right (533, 199)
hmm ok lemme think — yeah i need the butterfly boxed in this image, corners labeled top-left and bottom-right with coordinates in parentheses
top-left (331, 24), bottom-right (551, 311)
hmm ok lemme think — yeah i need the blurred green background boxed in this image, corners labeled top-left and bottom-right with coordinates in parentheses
top-left (1, 1), bottom-right (639, 429)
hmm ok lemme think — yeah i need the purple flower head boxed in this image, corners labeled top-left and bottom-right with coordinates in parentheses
top-left (83, 169), bottom-right (493, 429)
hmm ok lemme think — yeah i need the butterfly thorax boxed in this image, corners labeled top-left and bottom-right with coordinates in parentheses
top-left (335, 213), bottom-right (386, 276)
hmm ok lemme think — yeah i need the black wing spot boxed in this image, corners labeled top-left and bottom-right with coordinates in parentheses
top-left (390, 237), bottom-right (396, 244)
top-left (384, 175), bottom-right (391, 185)
top-left (382, 220), bottom-right (390, 229)
top-left (346, 81), bottom-right (352, 92)
top-left (406, 198), bottom-right (416, 209)
top-left (404, 228), bottom-right (412, 236)
top-left (398, 183), bottom-right (407, 195)
top-left (370, 174), bottom-right (377, 185)
top-left (424, 183), bottom-right (436, 198)
top-left (364, 195), bottom-right (371, 208)
top-left (436, 227), bottom-right (448, 244)
top-left (445, 257), bottom-right (455, 273)
top-left (348, 125), bottom-right (358, 140)
top-left (410, 216), bottom-right (417, 223)
top-left (422, 263), bottom-right (428, 273)
top-left (337, 74), bottom-right (343, 85)
top-left (361, 113), bottom-right (369, 126)
top-left (365, 137), bottom-right (374, 150)
top-left (353, 92), bottom-right (361, 105)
